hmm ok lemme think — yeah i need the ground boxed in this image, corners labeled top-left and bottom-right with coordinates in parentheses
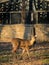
top-left (0, 42), bottom-right (49, 65)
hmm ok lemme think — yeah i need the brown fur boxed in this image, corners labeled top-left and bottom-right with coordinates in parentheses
top-left (11, 35), bottom-right (37, 56)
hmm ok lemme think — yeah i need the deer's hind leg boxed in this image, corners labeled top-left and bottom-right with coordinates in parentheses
top-left (12, 42), bottom-right (18, 53)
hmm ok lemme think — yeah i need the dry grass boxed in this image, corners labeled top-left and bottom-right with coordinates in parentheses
top-left (35, 24), bottom-right (49, 42)
top-left (0, 48), bottom-right (49, 65)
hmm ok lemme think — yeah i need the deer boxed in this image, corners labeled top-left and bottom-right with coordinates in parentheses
top-left (11, 35), bottom-right (37, 57)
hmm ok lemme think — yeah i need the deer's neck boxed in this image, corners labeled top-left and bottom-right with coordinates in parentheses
top-left (30, 37), bottom-right (35, 45)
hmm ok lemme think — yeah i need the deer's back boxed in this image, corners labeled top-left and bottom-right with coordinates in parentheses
top-left (11, 38), bottom-right (30, 47)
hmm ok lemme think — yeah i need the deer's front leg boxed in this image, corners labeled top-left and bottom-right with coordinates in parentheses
top-left (25, 47), bottom-right (29, 57)
top-left (25, 47), bottom-right (31, 60)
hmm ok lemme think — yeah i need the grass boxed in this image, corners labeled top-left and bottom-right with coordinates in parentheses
top-left (0, 54), bottom-right (12, 62)
top-left (42, 59), bottom-right (49, 64)
top-left (0, 49), bottom-right (49, 64)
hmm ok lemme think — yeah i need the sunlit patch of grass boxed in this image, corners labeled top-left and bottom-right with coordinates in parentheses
top-left (0, 55), bottom-right (9, 62)
top-left (0, 54), bottom-right (14, 62)
top-left (42, 59), bottom-right (49, 64)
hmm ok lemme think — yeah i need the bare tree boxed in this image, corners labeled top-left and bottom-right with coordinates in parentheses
top-left (21, 0), bottom-right (26, 23)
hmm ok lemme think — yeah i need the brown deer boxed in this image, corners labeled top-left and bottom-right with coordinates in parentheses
top-left (11, 35), bottom-right (37, 56)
